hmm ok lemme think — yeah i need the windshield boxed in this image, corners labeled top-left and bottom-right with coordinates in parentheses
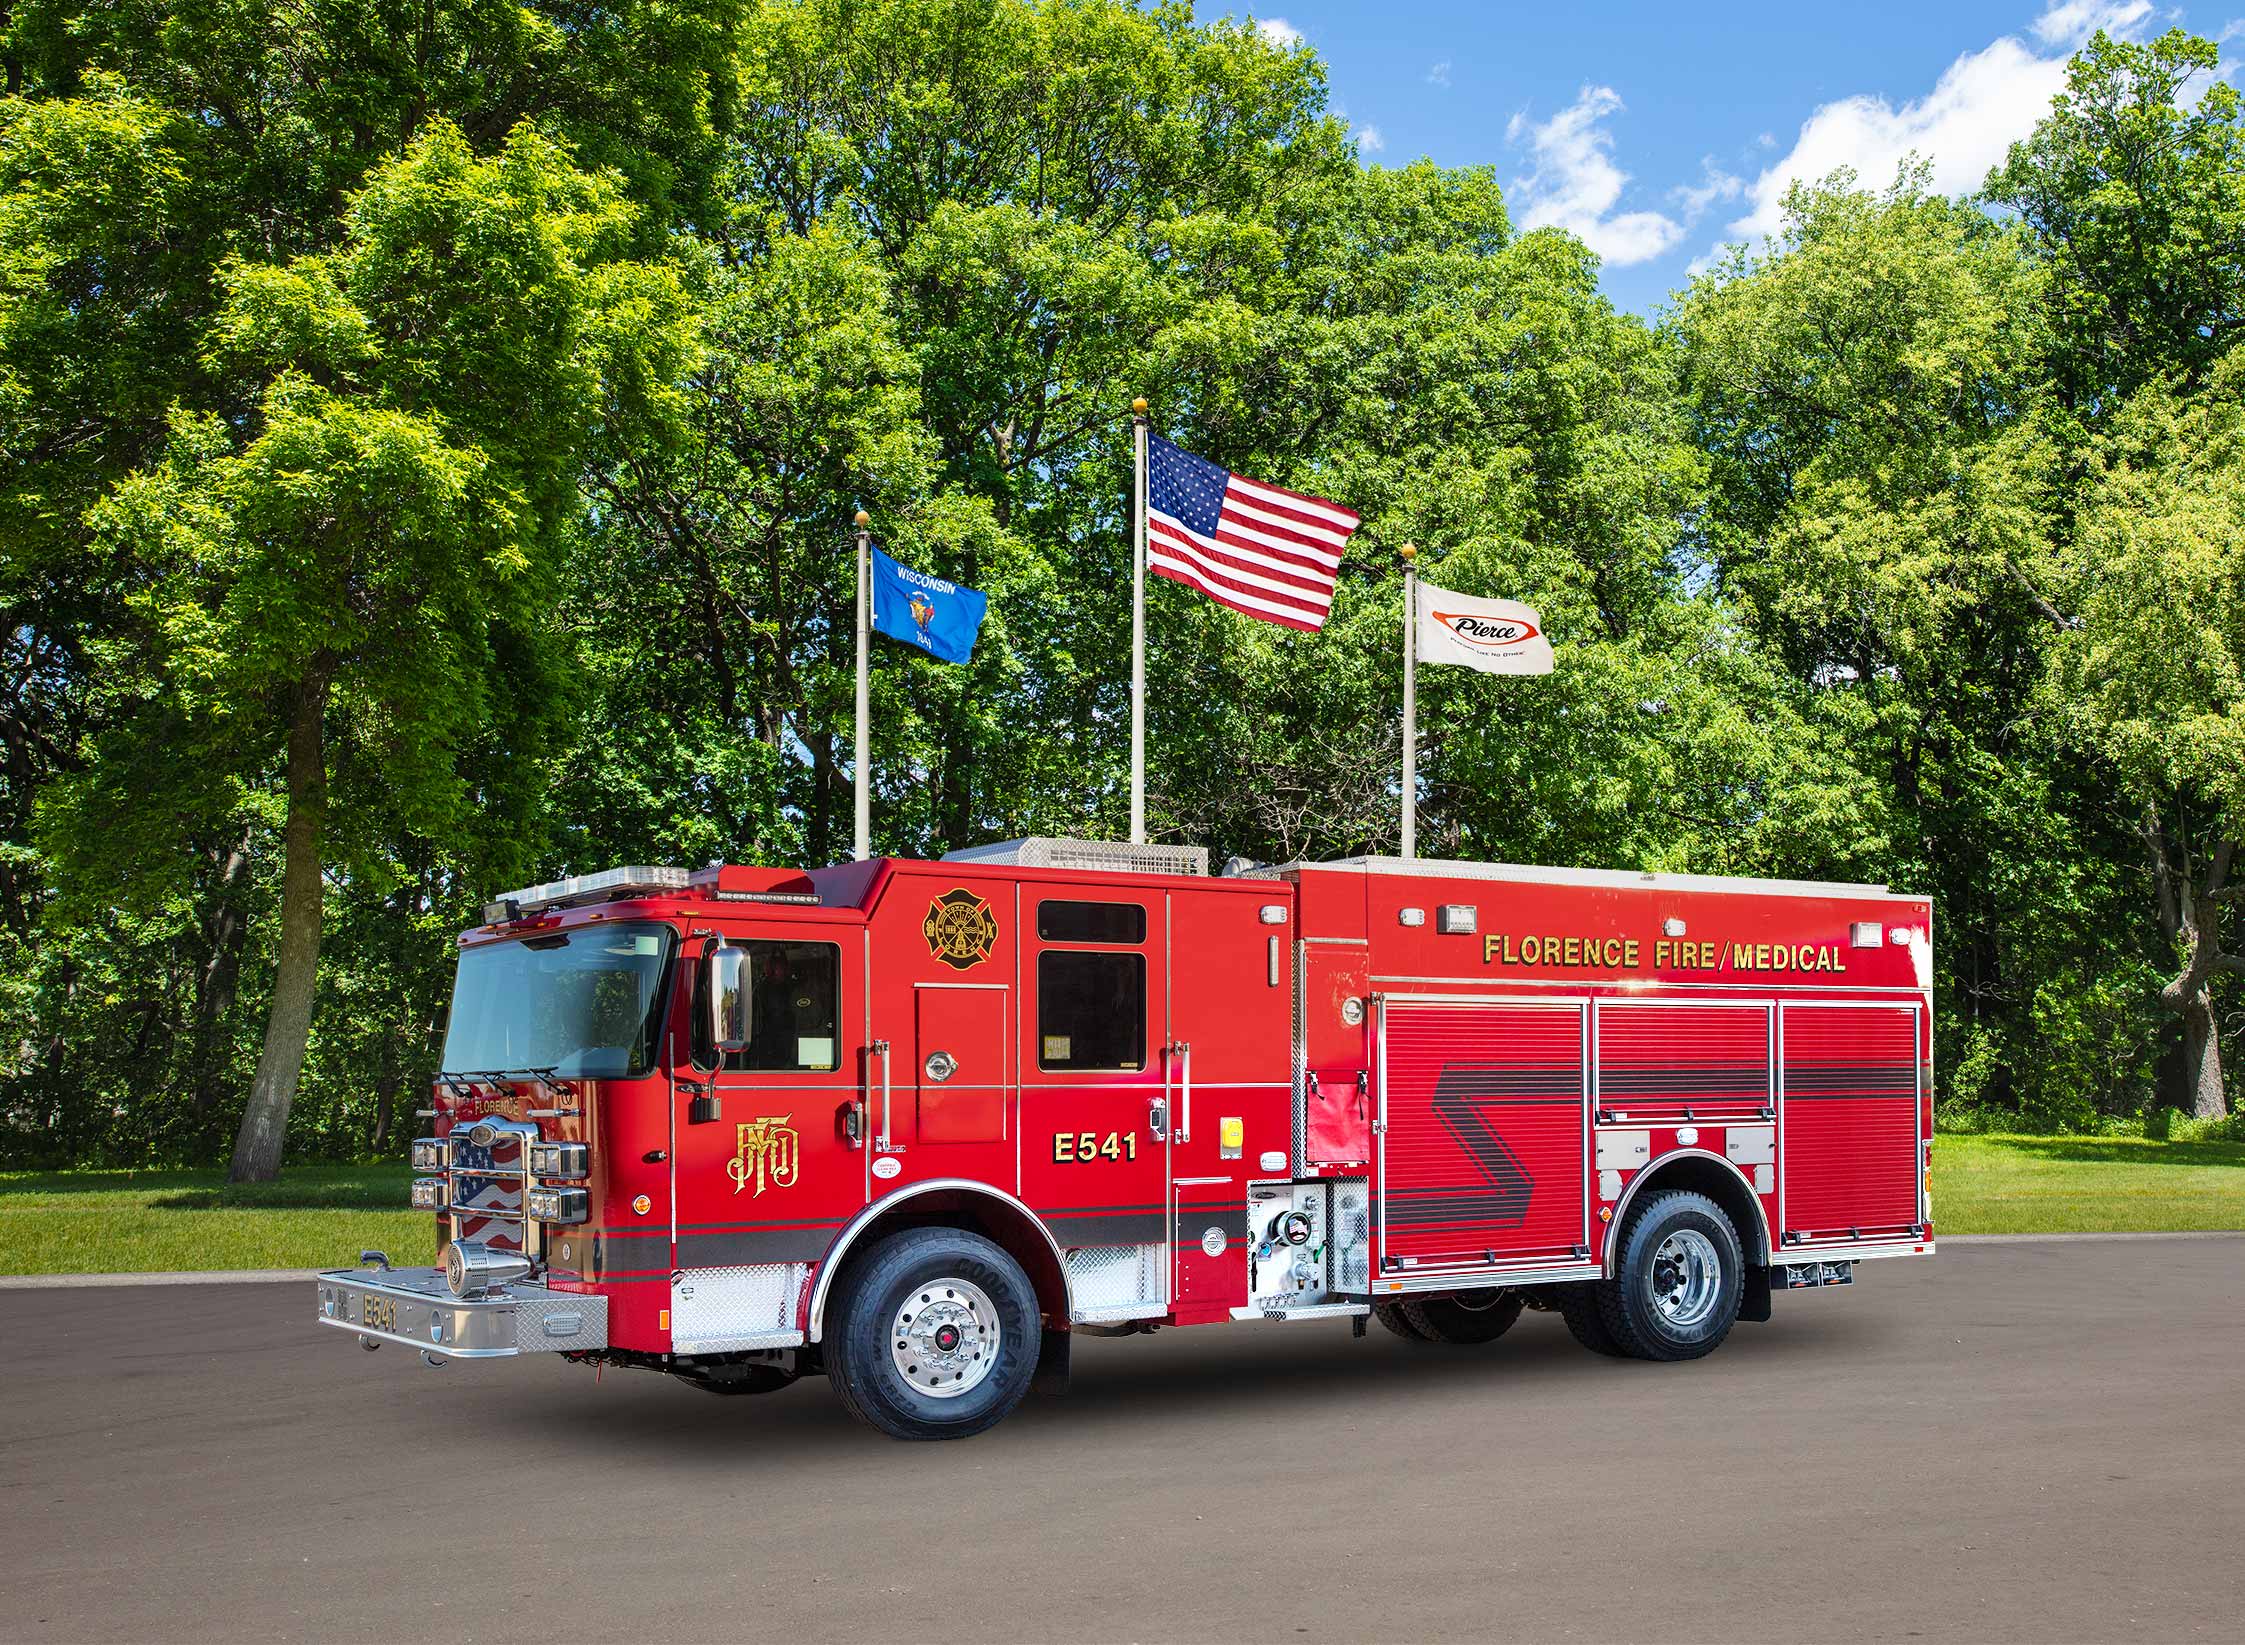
top-left (440, 921), bottom-right (676, 1079)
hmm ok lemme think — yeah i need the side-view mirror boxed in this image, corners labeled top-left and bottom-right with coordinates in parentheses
top-left (705, 945), bottom-right (752, 1052)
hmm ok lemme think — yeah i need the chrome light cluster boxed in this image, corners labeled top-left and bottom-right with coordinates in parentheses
top-left (410, 1136), bottom-right (449, 1171)
top-left (409, 1178), bottom-right (448, 1211)
top-left (526, 1186), bottom-right (589, 1224)
top-left (528, 1141), bottom-right (588, 1179)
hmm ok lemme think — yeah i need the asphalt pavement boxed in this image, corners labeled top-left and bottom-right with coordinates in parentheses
top-left (2, 1238), bottom-right (2240, 1643)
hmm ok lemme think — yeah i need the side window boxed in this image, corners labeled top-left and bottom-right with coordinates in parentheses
top-left (1037, 900), bottom-right (1148, 944)
top-left (1037, 950), bottom-right (1146, 1071)
top-left (693, 940), bottom-right (841, 1072)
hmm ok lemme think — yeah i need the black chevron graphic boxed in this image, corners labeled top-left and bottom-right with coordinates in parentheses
top-left (1385, 1065), bottom-right (1551, 1228)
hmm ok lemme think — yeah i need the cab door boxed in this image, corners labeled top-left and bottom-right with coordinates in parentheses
top-left (664, 925), bottom-right (868, 1350)
top-left (1018, 889), bottom-right (1170, 1317)
top-left (867, 872), bottom-right (1019, 1200)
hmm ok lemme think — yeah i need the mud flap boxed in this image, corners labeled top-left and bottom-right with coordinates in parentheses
top-left (1741, 1264), bottom-right (1772, 1323)
top-left (1033, 1325), bottom-right (1071, 1395)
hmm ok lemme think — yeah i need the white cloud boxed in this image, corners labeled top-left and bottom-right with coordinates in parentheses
top-left (1255, 17), bottom-right (1302, 49)
top-left (1505, 85), bottom-right (1687, 266)
top-left (1356, 124), bottom-right (1386, 152)
top-left (1672, 157), bottom-right (1745, 217)
top-left (2032, 1), bottom-right (2150, 46)
top-left (1717, 0), bottom-right (2153, 250)
top-left (1428, 60), bottom-right (1452, 88)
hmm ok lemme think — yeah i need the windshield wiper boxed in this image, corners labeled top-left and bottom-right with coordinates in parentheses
top-left (436, 1067), bottom-right (576, 1100)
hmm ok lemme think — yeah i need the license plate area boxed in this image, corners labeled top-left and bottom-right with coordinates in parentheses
top-left (1778, 1260), bottom-right (1854, 1288)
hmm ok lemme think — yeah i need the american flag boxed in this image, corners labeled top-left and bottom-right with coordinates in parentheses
top-left (1146, 435), bottom-right (1360, 632)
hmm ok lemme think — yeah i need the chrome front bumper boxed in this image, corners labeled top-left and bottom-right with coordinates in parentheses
top-left (315, 1266), bottom-right (608, 1359)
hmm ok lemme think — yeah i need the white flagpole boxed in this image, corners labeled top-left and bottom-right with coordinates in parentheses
top-left (853, 509), bottom-right (872, 861)
top-left (1130, 397), bottom-right (1149, 844)
top-left (1400, 542), bottom-right (1417, 861)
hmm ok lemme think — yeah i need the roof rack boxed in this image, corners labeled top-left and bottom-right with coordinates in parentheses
top-left (941, 836), bottom-right (1209, 877)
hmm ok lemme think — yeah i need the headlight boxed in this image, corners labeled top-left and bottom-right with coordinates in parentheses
top-left (410, 1177), bottom-right (448, 1211)
top-left (410, 1136), bottom-right (448, 1171)
top-left (525, 1186), bottom-right (588, 1224)
top-left (528, 1141), bottom-right (588, 1179)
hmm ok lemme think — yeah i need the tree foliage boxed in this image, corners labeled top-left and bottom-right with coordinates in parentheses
top-left (0, 7), bottom-right (2237, 1167)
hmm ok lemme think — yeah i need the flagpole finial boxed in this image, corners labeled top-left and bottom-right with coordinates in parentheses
top-left (1131, 397), bottom-right (1148, 416)
top-left (1399, 541), bottom-right (1417, 562)
top-left (853, 509), bottom-right (870, 528)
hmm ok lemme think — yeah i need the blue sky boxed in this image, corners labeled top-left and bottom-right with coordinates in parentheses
top-left (1239, 2), bottom-right (2243, 314)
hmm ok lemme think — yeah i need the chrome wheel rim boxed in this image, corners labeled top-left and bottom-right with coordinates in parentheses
top-left (1647, 1229), bottom-right (1721, 1329)
top-left (890, 1276), bottom-right (1001, 1399)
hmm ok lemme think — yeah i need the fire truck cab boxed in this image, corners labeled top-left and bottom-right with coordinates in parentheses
top-left (316, 838), bottom-right (1935, 1439)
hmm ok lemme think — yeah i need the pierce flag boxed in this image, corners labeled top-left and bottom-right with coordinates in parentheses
top-left (1415, 581), bottom-right (1553, 675)
top-left (869, 544), bottom-right (987, 665)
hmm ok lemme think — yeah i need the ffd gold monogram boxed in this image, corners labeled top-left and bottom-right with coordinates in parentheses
top-left (727, 1115), bottom-right (800, 1197)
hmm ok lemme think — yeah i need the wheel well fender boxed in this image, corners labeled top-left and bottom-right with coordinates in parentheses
top-left (1602, 1150), bottom-right (1771, 1276)
top-left (807, 1179), bottom-right (1070, 1342)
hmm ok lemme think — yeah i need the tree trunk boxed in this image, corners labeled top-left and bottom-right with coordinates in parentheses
top-left (228, 678), bottom-right (328, 1183)
top-left (2180, 987), bottom-right (2226, 1121)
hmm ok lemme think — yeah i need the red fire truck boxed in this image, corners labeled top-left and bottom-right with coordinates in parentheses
top-left (317, 838), bottom-right (1934, 1439)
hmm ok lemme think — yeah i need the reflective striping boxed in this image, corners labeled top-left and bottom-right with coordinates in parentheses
top-left (1599, 1065), bottom-right (1769, 1095)
top-left (1043, 1208), bottom-right (1169, 1246)
top-left (1783, 1064), bottom-right (1918, 1095)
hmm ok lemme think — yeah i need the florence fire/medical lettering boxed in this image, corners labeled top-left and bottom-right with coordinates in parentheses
top-left (1479, 932), bottom-right (1849, 974)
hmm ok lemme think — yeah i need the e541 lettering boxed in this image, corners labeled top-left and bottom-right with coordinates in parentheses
top-left (1052, 1130), bottom-right (1138, 1163)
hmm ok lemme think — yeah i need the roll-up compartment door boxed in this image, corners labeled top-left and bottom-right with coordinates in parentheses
top-left (1780, 1003), bottom-right (1922, 1239)
top-left (1380, 1000), bottom-right (1588, 1268)
top-left (1595, 1001), bottom-right (1771, 1123)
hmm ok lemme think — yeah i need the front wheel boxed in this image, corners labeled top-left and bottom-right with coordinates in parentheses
top-left (825, 1227), bottom-right (1041, 1440)
top-left (1599, 1190), bottom-right (1745, 1361)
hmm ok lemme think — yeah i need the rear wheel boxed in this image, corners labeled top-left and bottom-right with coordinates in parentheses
top-left (1372, 1301), bottom-right (1434, 1341)
top-left (1598, 1190), bottom-right (1745, 1361)
top-left (1554, 1283), bottom-right (1629, 1356)
top-left (1400, 1289), bottom-right (1524, 1344)
top-left (826, 1227), bottom-right (1041, 1440)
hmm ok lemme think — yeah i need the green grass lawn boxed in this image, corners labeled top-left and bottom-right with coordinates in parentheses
top-left (1, 1135), bottom-right (2239, 1275)
top-left (0, 1165), bottom-right (435, 1275)
top-left (1932, 1133), bottom-right (2245, 1235)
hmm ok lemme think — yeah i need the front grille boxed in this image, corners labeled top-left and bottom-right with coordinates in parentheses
top-left (446, 1132), bottom-right (528, 1250)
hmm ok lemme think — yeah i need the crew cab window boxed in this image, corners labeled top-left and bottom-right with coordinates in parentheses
top-left (1036, 900), bottom-right (1147, 944)
top-left (693, 940), bottom-right (842, 1072)
top-left (1037, 951), bottom-right (1145, 1071)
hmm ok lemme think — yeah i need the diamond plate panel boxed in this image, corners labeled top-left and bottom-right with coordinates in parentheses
top-left (672, 1263), bottom-right (808, 1350)
top-left (1064, 1243), bottom-right (1166, 1315)
top-left (1331, 1177), bottom-right (1372, 1294)
top-left (511, 1289), bottom-right (609, 1353)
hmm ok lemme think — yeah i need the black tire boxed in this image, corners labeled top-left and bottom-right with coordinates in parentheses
top-left (1597, 1189), bottom-right (1745, 1362)
top-left (825, 1227), bottom-right (1041, 1440)
top-left (1373, 1300), bottom-right (1435, 1341)
top-left (1400, 1289), bottom-right (1525, 1344)
top-left (1554, 1282), bottom-right (1629, 1357)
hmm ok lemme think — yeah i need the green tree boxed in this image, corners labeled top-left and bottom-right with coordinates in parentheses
top-left (1985, 27), bottom-right (2245, 413)
top-left (2048, 355), bottom-right (2245, 1118)
top-left (52, 122), bottom-right (681, 1178)
top-left (1673, 173), bottom-right (2120, 1117)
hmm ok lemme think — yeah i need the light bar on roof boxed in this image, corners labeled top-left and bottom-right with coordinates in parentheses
top-left (484, 865), bottom-right (691, 922)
